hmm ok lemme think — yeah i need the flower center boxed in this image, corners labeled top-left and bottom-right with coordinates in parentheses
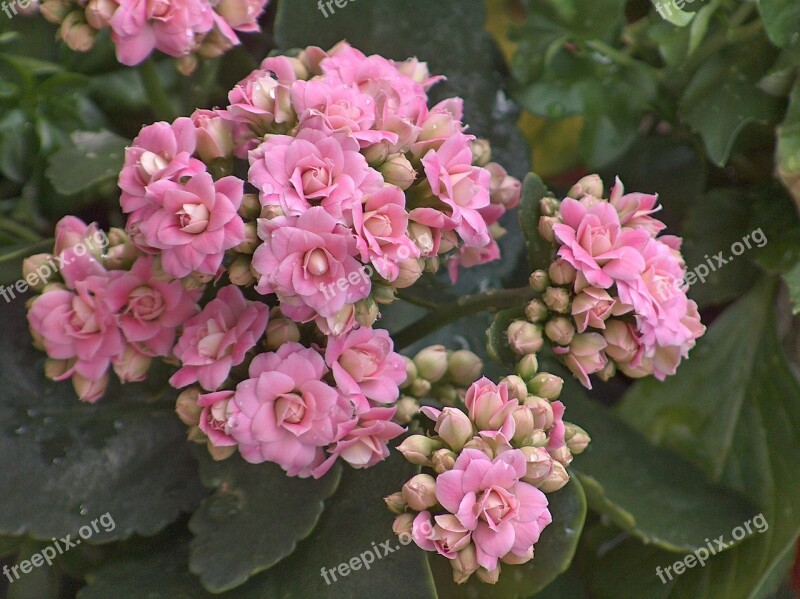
top-left (275, 393), bottom-right (307, 425)
top-left (177, 203), bottom-right (211, 234)
top-left (304, 248), bottom-right (329, 276)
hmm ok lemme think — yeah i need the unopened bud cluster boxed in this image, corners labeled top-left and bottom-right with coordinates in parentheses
top-left (400, 345), bottom-right (484, 403)
top-left (386, 376), bottom-right (589, 585)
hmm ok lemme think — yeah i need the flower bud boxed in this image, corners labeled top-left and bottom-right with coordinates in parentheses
top-left (538, 460), bottom-right (569, 492)
top-left (192, 110), bottom-right (234, 163)
top-left (112, 345), bottom-right (151, 383)
top-left (408, 222), bottom-right (435, 257)
top-left (72, 372), bottom-right (109, 403)
top-left (402, 474), bottom-right (438, 510)
top-left (549, 444), bottom-right (573, 467)
top-left (384, 492), bottom-right (407, 514)
top-left (260, 204), bottom-right (285, 220)
top-left (596, 359), bottom-right (616, 382)
top-left (22, 254), bottom-right (56, 291)
top-left (548, 259), bottom-right (576, 286)
top-left (500, 375), bottom-right (528, 401)
top-left (507, 320), bottom-right (543, 355)
top-left (529, 270), bottom-right (550, 293)
top-left (520, 446), bottom-right (554, 487)
top-left (353, 296), bottom-right (380, 328)
top-left (197, 28), bottom-right (233, 59)
top-left (565, 423), bottom-right (591, 454)
top-left (233, 221), bottom-right (259, 254)
top-left (463, 437), bottom-right (494, 459)
top-left (60, 12), bottom-right (96, 52)
top-left (434, 383), bottom-right (458, 405)
top-left (394, 396), bottom-right (420, 424)
top-left (524, 298), bottom-right (549, 323)
top-left (527, 372), bottom-right (563, 399)
top-left (372, 282), bottom-right (396, 304)
top-left (264, 318), bottom-right (301, 351)
top-left (515, 353), bottom-right (539, 380)
top-left (392, 513), bottom-right (414, 537)
top-left (511, 406), bottom-right (536, 443)
top-left (187, 425), bottom-right (207, 443)
top-left (451, 544), bottom-right (480, 584)
top-left (44, 358), bottom-right (71, 380)
top-left (543, 286), bottom-right (571, 314)
top-left (538, 216), bottom-right (559, 242)
top-left (238, 193), bottom-right (261, 220)
top-left (228, 254), bottom-right (256, 286)
top-left (524, 395), bottom-right (554, 430)
top-left (400, 356), bottom-right (417, 389)
top-left (394, 258), bottom-right (423, 289)
top-left (40, 0), bottom-right (70, 23)
top-left (539, 196), bottom-right (561, 217)
top-left (447, 350), bottom-right (483, 386)
top-left (207, 443), bottom-right (236, 461)
top-left (476, 565), bottom-right (501, 585)
top-left (470, 139), bottom-right (491, 166)
top-left (521, 429), bottom-right (548, 447)
top-left (438, 230), bottom-right (459, 254)
top-left (414, 345), bottom-right (448, 383)
top-left (424, 255), bottom-right (440, 274)
top-left (396, 435), bottom-right (442, 465)
top-left (545, 316), bottom-right (575, 346)
top-left (568, 174), bottom-right (604, 200)
top-left (486, 163), bottom-right (521, 208)
top-left (434, 407), bottom-right (473, 451)
top-left (363, 142), bottom-right (390, 166)
top-left (410, 377), bottom-right (431, 398)
top-left (431, 448), bottom-right (457, 474)
top-left (85, 0), bottom-right (116, 28)
top-left (379, 153), bottom-right (416, 190)
top-left (175, 387), bottom-right (203, 426)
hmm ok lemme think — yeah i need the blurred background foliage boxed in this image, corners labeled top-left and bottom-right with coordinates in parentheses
top-left (0, 0), bottom-right (799, 597)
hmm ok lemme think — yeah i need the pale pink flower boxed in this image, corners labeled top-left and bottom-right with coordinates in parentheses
top-left (316, 406), bottom-right (404, 473)
top-left (108, 0), bottom-right (215, 66)
top-left (53, 216), bottom-right (107, 288)
top-left (134, 171), bottom-right (244, 278)
top-left (197, 390), bottom-right (238, 446)
top-left (169, 285), bottom-right (269, 391)
top-left (571, 287), bottom-right (628, 333)
top-left (214, 0), bottom-right (267, 34)
top-left (464, 377), bottom-right (518, 435)
top-left (352, 186), bottom-right (419, 281)
top-left (434, 449), bottom-right (552, 570)
top-left (225, 342), bottom-right (356, 477)
top-left (555, 333), bottom-right (608, 389)
top-left (422, 133), bottom-right (491, 248)
top-left (252, 207), bottom-right (370, 322)
top-left (105, 255), bottom-right (200, 356)
top-left (608, 177), bottom-right (666, 236)
top-left (324, 326), bottom-right (406, 411)
top-left (248, 128), bottom-right (382, 222)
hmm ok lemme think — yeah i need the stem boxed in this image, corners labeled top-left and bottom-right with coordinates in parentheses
top-left (0, 218), bottom-right (41, 242)
top-left (0, 238), bottom-right (54, 263)
top-left (393, 286), bottom-right (533, 350)
top-left (395, 291), bottom-right (440, 310)
top-left (138, 59), bottom-right (175, 121)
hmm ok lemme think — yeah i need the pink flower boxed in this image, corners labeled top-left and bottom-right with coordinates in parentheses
top-left (464, 377), bottom-right (517, 433)
top-left (553, 198), bottom-right (649, 290)
top-left (318, 406), bottom-right (404, 473)
top-left (352, 186), bottom-right (419, 281)
top-left (119, 118), bottom-right (205, 218)
top-left (105, 256), bottom-right (200, 356)
top-left (291, 79), bottom-right (397, 147)
top-left (214, 0), bottom-right (267, 33)
top-left (252, 207), bottom-right (370, 322)
top-left (197, 390), bottom-right (238, 446)
top-left (248, 128), bottom-right (382, 221)
top-left (435, 449), bottom-right (552, 570)
top-left (422, 133), bottom-right (491, 248)
top-left (608, 177), bottom-right (666, 236)
top-left (190, 109), bottom-right (234, 163)
top-left (555, 333), bottom-right (608, 389)
top-left (447, 240), bottom-right (500, 283)
top-left (225, 342), bottom-right (356, 477)
top-left (602, 320), bottom-right (644, 366)
top-left (169, 285), bottom-right (269, 391)
top-left (53, 217), bottom-right (107, 289)
top-left (108, 0), bottom-right (215, 65)
top-left (324, 326), bottom-right (406, 410)
top-left (133, 171), bottom-right (244, 278)
top-left (571, 287), bottom-right (628, 333)
top-left (28, 275), bottom-right (124, 401)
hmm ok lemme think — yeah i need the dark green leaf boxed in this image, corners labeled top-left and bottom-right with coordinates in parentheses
top-left (784, 261), bottom-right (800, 314)
top-left (758, 0), bottom-right (800, 51)
top-left (45, 130), bottom-right (128, 196)
top-left (518, 172), bottom-right (555, 273)
top-left (486, 307), bottom-right (526, 369)
top-left (618, 278), bottom-right (800, 599)
top-left (0, 299), bottom-right (204, 542)
top-left (429, 477), bottom-right (587, 599)
top-left (189, 453), bottom-right (341, 592)
top-left (747, 183), bottom-right (800, 274)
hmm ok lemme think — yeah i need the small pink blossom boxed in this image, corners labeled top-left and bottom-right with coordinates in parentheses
top-left (317, 406), bottom-right (404, 473)
top-left (464, 377), bottom-right (518, 435)
top-left (555, 333), bottom-right (608, 389)
top-left (197, 390), bottom-right (238, 446)
top-left (608, 177), bottom-right (666, 236)
top-left (169, 285), bottom-right (269, 391)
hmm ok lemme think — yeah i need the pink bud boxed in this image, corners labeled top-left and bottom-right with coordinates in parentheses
top-left (85, 0), bottom-right (116, 29)
top-left (527, 373), bottom-right (563, 399)
top-left (434, 408), bottom-right (473, 451)
top-left (543, 286), bottom-right (571, 314)
top-left (476, 565), bottom-right (501, 584)
top-left (396, 435), bottom-right (441, 465)
top-left (402, 474), bottom-right (438, 510)
top-left (175, 387), bottom-right (203, 426)
top-left (545, 316), bottom-right (575, 346)
top-left (548, 259), bottom-right (576, 285)
top-left (72, 372), bottom-right (109, 403)
top-left (538, 460), bottom-right (569, 492)
top-left (499, 375), bottom-right (528, 401)
top-left (431, 448), bottom-right (457, 474)
top-left (507, 320), bottom-right (543, 355)
top-left (520, 446), bottom-right (554, 487)
top-left (529, 269), bottom-right (550, 293)
top-left (394, 397), bottom-right (420, 424)
top-left (112, 345), bottom-right (151, 383)
top-left (447, 350), bottom-right (483, 386)
top-left (568, 174), bottom-right (604, 199)
top-left (228, 255), bottom-right (256, 287)
top-left (379, 153), bottom-right (416, 190)
top-left (515, 353), bottom-right (539, 380)
top-left (524, 298), bottom-right (549, 322)
top-left (524, 395), bottom-right (554, 430)
top-left (60, 12), bottom-right (96, 52)
top-left (192, 109), bottom-right (234, 163)
top-left (392, 513), bottom-right (414, 537)
top-left (413, 345), bottom-right (448, 383)
top-left (538, 215), bottom-right (559, 243)
top-left (384, 492), bottom-right (407, 514)
top-left (264, 318), bottom-right (301, 351)
top-left (394, 258), bottom-right (423, 288)
top-left (451, 544), bottom-right (480, 584)
top-left (565, 423), bottom-right (591, 454)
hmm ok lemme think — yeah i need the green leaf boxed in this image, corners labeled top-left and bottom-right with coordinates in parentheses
top-left (486, 307), bottom-right (526, 369)
top-left (758, 0), bottom-right (800, 51)
top-left (0, 299), bottom-right (204, 542)
top-left (189, 453), bottom-right (341, 593)
top-left (45, 130), bottom-right (128, 196)
top-left (618, 278), bottom-right (800, 599)
top-left (681, 40), bottom-right (782, 165)
top-left (562, 381), bottom-right (759, 553)
top-left (777, 78), bottom-right (800, 211)
top-left (428, 476), bottom-right (587, 599)
top-left (649, 0), bottom-right (695, 26)
top-left (518, 172), bottom-right (555, 273)
top-left (229, 452), bottom-right (437, 599)
top-left (784, 261), bottom-right (800, 314)
top-left (747, 183), bottom-right (800, 274)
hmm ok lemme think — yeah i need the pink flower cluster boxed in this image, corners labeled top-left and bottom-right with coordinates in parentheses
top-left (40, 0), bottom-right (270, 69)
top-left (194, 327), bottom-right (406, 477)
top-left (388, 375), bottom-right (588, 584)
top-left (532, 175), bottom-right (705, 387)
top-left (27, 217), bottom-right (201, 402)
